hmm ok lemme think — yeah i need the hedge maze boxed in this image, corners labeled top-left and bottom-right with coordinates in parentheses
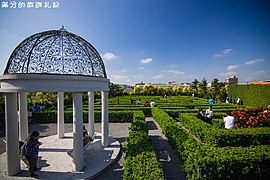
top-left (1, 95), bottom-right (269, 179)
top-left (151, 96), bottom-right (270, 179)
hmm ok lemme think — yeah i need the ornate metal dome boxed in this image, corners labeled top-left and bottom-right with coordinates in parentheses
top-left (4, 26), bottom-right (107, 78)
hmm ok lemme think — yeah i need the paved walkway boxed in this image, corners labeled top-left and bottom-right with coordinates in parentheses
top-left (146, 117), bottom-right (186, 180)
top-left (0, 123), bottom-right (131, 180)
top-left (0, 119), bottom-right (186, 179)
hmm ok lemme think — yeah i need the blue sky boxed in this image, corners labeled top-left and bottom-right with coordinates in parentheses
top-left (0, 0), bottom-right (269, 85)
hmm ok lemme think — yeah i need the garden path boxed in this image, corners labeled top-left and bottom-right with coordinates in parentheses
top-left (146, 117), bottom-right (186, 180)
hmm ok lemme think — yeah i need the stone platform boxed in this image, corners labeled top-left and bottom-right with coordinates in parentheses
top-left (0, 133), bottom-right (121, 179)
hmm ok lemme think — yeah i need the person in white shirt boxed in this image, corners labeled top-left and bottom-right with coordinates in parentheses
top-left (205, 106), bottom-right (214, 124)
top-left (150, 100), bottom-right (156, 107)
top-left (223, 111), bottom-right (235, 129)
top-left (237, 97), bottom-right (241, 105)
top-left (263, 104), bottom-right (270, 113)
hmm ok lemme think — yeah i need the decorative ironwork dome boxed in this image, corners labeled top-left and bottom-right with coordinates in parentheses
top-left (4, 26), bottom-right (107, 78)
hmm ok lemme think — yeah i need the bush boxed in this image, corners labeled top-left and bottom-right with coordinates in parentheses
top-left (152, 108), bottom-right (270, 179)
top-left (123, 110), bottom-right (164, 180)
top-left (232, 107), bottom-right (270, 128)
top-left (179, 113), bottom-right (270, 147)
top-left (228, 84), bottom-right (270, 108)
top-left (32, 110), bottom-right (134, 123)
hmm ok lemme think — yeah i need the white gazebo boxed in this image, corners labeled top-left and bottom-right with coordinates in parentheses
top-left (0, 27), bottom-right (110, 175)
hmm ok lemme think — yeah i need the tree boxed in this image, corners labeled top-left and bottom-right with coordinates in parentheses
top-left (134, 85), bottom-right (143, 94)
top-left (34, 92), bottom-right (56, 106)
top-left (211, 78), bottom-right (220, 100)
top-left (191, 79), bottom-right (200, 95)
top-left (199, 77), bottom-right (208, 98)
top-left (220, 86), bottom-right (228, 102)
top-left (109, 83), bottom-right (124, 97)
top-left (197, 87), bottom-right (204, 97)
top-left (182, 86), bottom-right (192, 95)
top-left (143, 84), bottom-right (155, 95)
top-left (172, 86), bottom-right (182, 95)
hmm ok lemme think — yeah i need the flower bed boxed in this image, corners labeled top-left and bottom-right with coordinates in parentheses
top-left (232, 108), bottom-right (270, 128)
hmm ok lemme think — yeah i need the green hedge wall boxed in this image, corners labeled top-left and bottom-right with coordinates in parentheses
top-left (152, 108), bottom-right (270, 179)
top-left (123, 111), bottom-right (164, 180)
top-left (179, 113), bottom-right (270, 147)
top-left (32, 110), bottom-right (134, 123)
top-left (228, 84), bottom-right (270, 108)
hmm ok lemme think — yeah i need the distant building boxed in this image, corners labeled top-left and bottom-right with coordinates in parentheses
top-left (226, 76), bottom-right (238, 84)
top-left (180, 82), bottom-right (191, 87)
top-left (118, 84), bottom-right (133, 89)
top-left (167, 81), bottom-right (179, 86)
top-left (135, 82), bottom-right (145, 86)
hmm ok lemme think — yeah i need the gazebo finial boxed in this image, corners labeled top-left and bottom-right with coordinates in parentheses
top-left (60, 25), bottom-right (66, 31)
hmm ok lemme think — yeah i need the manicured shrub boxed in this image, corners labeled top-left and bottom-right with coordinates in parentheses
top-left (123, 152), bottom-right (164, 180)
top-left (152, 108), bottom-right (270, 179)
top-left (123, 110), bottom-right (164, 180)
top-left (179, 113), bottom-right (270, 147)
top-left (32, 110), bottom-right (134, 123)
top-left (228, 84), bottom-right (270, 108)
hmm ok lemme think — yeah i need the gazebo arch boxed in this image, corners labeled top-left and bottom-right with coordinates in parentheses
top-left (0, 27), bottom-right (110, 175)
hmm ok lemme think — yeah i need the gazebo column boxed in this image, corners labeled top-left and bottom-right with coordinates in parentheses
top-left (57, 92), bottom-right (64, 139)
top-left (18, 92), bottom-right (28, 141)
top-left (88, 92), bottom-right (95, 137)
top-left (5, 93), bottom-right (21, 175)
top-left (72, 92), bottom-right (84, 171)
top-left (101, 91), bottom-right (109, 147)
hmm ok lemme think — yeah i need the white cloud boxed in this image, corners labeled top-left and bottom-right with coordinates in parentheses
top-left (244, 70), bottom-right (270, 82)
top-left (219, 71), bottom-right (237, 76)
top-left (245, 58), bottom-right (264, 65)
top-left (213, 48), bottom-right (233, 58)
top-left (138, 67), bottom-right (144, 70)
top-left (227, 64), bottom-right (239, 71)
top-left (152, 75), bottom-right (163, 79)
top-left (110, 74), bottom-right (130, 81)
top-left (223, 49), bottom-right (233, 54)
top-left (140, 58), bottom-right (152, 64)
top-left (163, 70), bottom-right (185, 75)
top-left (118, 68), bottom-right (128, 73)
top-left (101, 52), bottom-right (118, 60)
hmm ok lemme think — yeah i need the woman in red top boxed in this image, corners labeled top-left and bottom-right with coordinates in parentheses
top-left (144, 101), bottom-right (149, 107)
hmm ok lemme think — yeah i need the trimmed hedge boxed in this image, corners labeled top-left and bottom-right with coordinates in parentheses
top-left (228, 84), bottom-right (270, 108)
top-left (179, 113), bottom-right (270, 147)
top-left (152, 108), bottom-right (270, 179)
top-left (123, 111), bottom-right (164, 180)
top-left (32, 110), bottom-right (134, 123)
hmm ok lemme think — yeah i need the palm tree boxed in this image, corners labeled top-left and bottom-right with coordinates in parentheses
top-left (191, 79), bottom-right (200, 95)
top-left (200, 77), bottom-right (208, 98)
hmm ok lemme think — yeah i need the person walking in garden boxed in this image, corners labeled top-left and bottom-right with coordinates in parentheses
top-left (23, 131), bottom-right (42, 177)
top-left (223, 111), bottom-right (235, 129)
